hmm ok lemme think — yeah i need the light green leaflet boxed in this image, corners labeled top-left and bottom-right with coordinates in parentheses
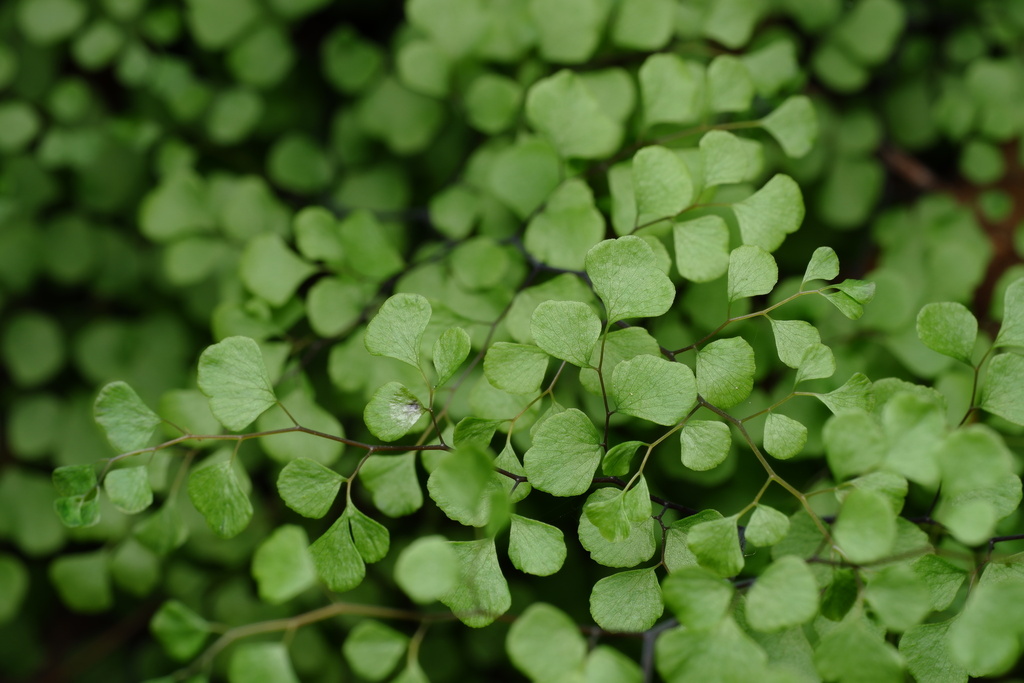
top-left (994, 278), bottom-right (1024, 348)
top-left (586, 236), bottom-right (676, 323)
top-left (364, 293), bottom-right (431, 369)
top-left (432, 326), bottom-right (471, 387)
top-left (507, 603), bottom-right (586, 681)
top-left (732, 174), bottom-right (804, 252)
top-left (508, 514), bottom-right (566, 576)
top-left (611, 355), bottom-right (696, 426)
top-left (745, 556), bottom-right (819, 632)
top-left (590, 567), bottom-right (663, 632)
top-left (696, 337), bottom-right (755, 408)
top-left (673, 215), bottom-right (730, 283)
top-left (864, 565), bottom-right (932, 633)
top-left (484, 342), bottom-right (550, 394)
top-left (745, 504), bottom-right (789, 547)
top-left (523, 408), bottom-right (602, 496)
top-left (687, 514), bottom-right (744, 578)
top-left (531, 300), bottom-right (602, 368)
top-left (760, 95), bottom-right (818, 158)
top-left (276, 457), bottom-right (344, 519)
top-left (251, 525), bottom-right (317, 605)
top-left (188, 459), bottom-right (253, 538)
top-left (103, 467), bottom-right (152, 514)
top-left (151, 599), bottom-right (210, 661)
top-left (239, 234), bottom-right (315, 307)
top-left (916, 302), bottom-right (977, 364)
top-left (815, 373), bottom-right (874, 414)
top-left (197, 336), bottom-right (278, 432)
top-left (802, 246), bottom-right (840, 286)
top-left (633, 145), bottom-right (694, 226)
top-left (832, 488), bottom-right (896, 563)
top-left (426, 445), bottom-right (493, 527)
top-left (342, 620), bottom-right (409, 682)
top-left (763, 412), bottom-right (807, 460)
top-left (611, 0), bottom-right (675, 51)
top-left (707, 54), bottom-right (754, 112)
top-left (395, 535), bottom-right (458, 604)
top-left (638, 53), bottom-right (704, 127)
top-left (699, 131), bottom-right (763, 188)
top-left (579, 488), bottom-right (657, 568)
top-left (363, 382), bottom-right (425, 442)
top-left (769, 318), bottom-right (820, 369)
top-left (525, 69), bottom-right (621, 159)
top-left (727, 245), bottom-right (778, 302)
top-left (229, 642), bottom-right (299, 683)
top-left (488, 136), bottom-right (561, 219)
top-left (679, 420), bottom-right (731, 471)
top-left (795, 343), bottom-right (836, 384)
top-left (981, 353), bottom-right (1024, 425)
top-left (359, 453), bottom-right (424, 517)
top-left (93, 381), bottom-right (161, 452)
top-left (656, 618), bottom-right (769, 682)
top-left (439, 538), bottom-right (511, 627)
top-left (523, 179), bottom-right (605, 270)
top-left (662, 566), bottom-right (735, 630)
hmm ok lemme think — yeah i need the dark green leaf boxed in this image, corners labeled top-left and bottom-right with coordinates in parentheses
top-left (746, 556), bottom-right (819, 632)
top-left (508, 514), bottom-right (566, 576)
top-left (687, 515), bottom-right (744, 577)
top-left (359, 453), bottom-right (423, 518)
top-left (661, 566), bottom-right (734, 631)
top-left (276, 458), bottom-right (344, 519)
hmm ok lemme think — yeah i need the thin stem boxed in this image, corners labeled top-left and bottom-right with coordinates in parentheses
top-left (672, 290), bottom-right (820, 354)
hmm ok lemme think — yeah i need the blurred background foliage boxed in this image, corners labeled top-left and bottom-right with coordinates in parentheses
top-left (2, 0), bottom-right (1024, 681)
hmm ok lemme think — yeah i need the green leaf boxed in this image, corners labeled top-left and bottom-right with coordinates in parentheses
top-left (583, 489), bottom-right (631, 543)
top-left (603, 440), bottom-right (645, 476)
top-left (679, 420), bottom-right (731, 471)
top-left (524, 408), bottom-right (602, 497)
top-left (339, 210), bottom-right (405, 281)
top-left (188, 460), bottom-right (253, 538)
top-left (94, 381), bottom-right (161, 452)
top-left (365, 293), bottom-right (432, 370)
top-left (795, 343), bottom-right (837, 384)
top-left (994, 278), bottom-right (1024, 348)
top-left (864, 565), bottom-right (931, 633)
top-left (696, 337), bottom-right (755, 408)
top-left (347, 506), bottom-right (389, 563)
top-left (439, 538), bottom-right (511, 627)
top-left (673, 215), bottom-right (731, 283)
top-left (395, 535), bottom-right (458, 604)
top-left (832, 488), bottom-right (896, 563)
top-left (104, 467), bottom-right (153, 514)
top-left (54, 494), bottom-right (100, 528)
top-left (910, 554), bottom-right (968, 611)
top-left (611, 0), bottom-right (674, 50)
top-left (639, 53), bottom-right (705, 128)
top-left (633, 145), bottom-right (694, 226)
top-left (0, 554), bottom-right (29, 623)
top-left (833, 0), bottom-right (906, 65)
top-left (530, 301), bottom-right (603, 371)
top-left (310, 514), bottom-right (365, 593)
top-left (802, 246), bottom-right (840, 286)
top-left (484, 342), bottom-right (549, 394)
top-left (814, 612), bottom-right (903, 683)
top-left (916, 302), bottom-right (977, 364)
top-left (135, 503), bottom-right (189, 556)
top-left (981, 353), bottom-right (1024, 425)
top-left (507, 603), bottom-right (587, 681)
top-left (49, 550), bottom-right (112, 613)
top-left (612, 355), bottom-right (697, 426)
top-left (900, 620), bottom-right (968, 683)
top-left (585, 645), bottom-right (644, 683)
top-left (579, 488), bottom-right (657, 568)
top-left (586, 236), bottom-right (676, 323)
top-left (590, 568), bottom-right (664, 632)
top-left (252, 525), bottom-right (317, 605)
top-left (763, 413), bottom-right (807, 460)
top-left (821, 569), bottom-right (859, 622)
top-left (364, 382), bottom-right (425, 442)
top-left (229, 642), bottom-right (299, 683)
top-left (746, 556), bottom-right (819, 632)
top-left (342, 620), bottom-right (408, 682)
top-left (816, 373), bottom-right (874, 415)
top-left (769, 319), bottom-right (820, 369)
top-left (426, 445), bottom-right (493, 527)
top-left (699, 131), bottom-right (763, 188)
top-left (151, 600), bottom-right (210, 661)
top-left (239, 234), bottom-right (315, 306)
top-left (732, 175), bottom-right (804, 252)
top-left (656, 618), bottom-right (769, 683)
top-left (727, 245), bottom-right (778, 302)
top-left (661, 566), bottom-right (735, 631)
top-left (197, 336), bottom-right (277, 432)
top-left (527, 0), bottom-right (603, 63)
top-left (761, 96), bottom-right (818, 158)
top-left (465, 73), bottom-right (521, 134)
top-left (54, 464), bottom-right (97, 497)
top-left (745, 504), bottom-right (790, 547)
top-left (508, 514), bottom-right (567, 576)
top-left (949, 578), bottom-right (1024, 676)
top-left (432, 327), bottom-right (471, 388)
top-left (823, 410), bottom-right (886, 481)
top-left (687, 515), bottom-right (744, 577)
top-left (257, 389), bottom-right (344, 466)
top-left (580, 327), bottom-right (662, 395)
top-left (359, 453), bottom-right (423, 518)
top-left (525, 69), bottom-right (621, 159)
top-left (707, 55), bottom-right (754, 113)
top-left (489, 136), bottom-right (561, 220)
top-left (276, 458), bottom-right (344, 519)
top-left (524, 179), bottom-right (605, 271)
